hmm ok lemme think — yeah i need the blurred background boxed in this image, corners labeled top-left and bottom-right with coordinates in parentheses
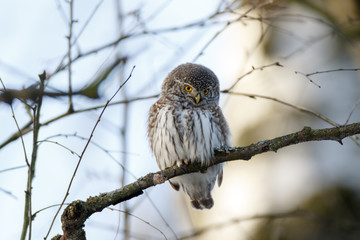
top-left (0, 0), bottom-right (360, 239)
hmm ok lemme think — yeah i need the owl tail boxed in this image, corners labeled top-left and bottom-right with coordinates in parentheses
top-left (169, 180), bottom-right (213, 209)
top-left (170, 165), bottom-right (223, 210)
top-left (191, 197), bottom-right (214, 209)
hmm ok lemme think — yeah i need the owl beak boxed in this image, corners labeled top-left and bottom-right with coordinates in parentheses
top-left (194, 93), bottom-right (201, 104)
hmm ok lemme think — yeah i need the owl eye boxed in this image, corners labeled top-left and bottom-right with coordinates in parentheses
top-left (204, 89), bottom-right (209, 95)
top-left (184, 86), bottom-right (192, 92)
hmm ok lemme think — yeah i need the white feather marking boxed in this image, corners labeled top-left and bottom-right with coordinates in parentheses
top-left (190, 111), bottom-right (199, 160)
top-left (199, 111), bottom-right (212, 164)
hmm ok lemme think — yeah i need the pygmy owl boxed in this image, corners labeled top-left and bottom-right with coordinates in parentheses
top-left (148, 63), bottom-right (231, 209)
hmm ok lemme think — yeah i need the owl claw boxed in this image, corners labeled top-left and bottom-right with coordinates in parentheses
top-left (176, 161), bottom-right (182, 168)
top-left (176, 159), bottom-right (190, 168)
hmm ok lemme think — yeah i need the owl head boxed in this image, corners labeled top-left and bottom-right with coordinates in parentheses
top-left (161, 63), bottom-right (220, 106)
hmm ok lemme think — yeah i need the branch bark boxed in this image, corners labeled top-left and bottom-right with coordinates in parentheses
top-left (55, 122), bottom-right (360, 240)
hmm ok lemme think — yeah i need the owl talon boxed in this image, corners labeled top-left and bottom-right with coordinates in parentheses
top-left (176, 161), bottom-right (182, 168)
top-left (176, 159), bottom-right (190, 168)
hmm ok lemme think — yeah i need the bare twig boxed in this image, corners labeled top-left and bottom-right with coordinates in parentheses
top-left (0, 186), bottom-right (18, 199)
top-left (47, 0), bottom-right (278, 81)
top-left (41, 133), bottom-right (135, 173)
top-left (54, 2), bottom-right (278, 77)
top-left (113, 2), bottom-right (132, 238)
top-left (44, 65), bottom-right (135, 240)
top-left (37, 140), bottom-right (81, 158)
top-left (42, 132), bottom-right (178, 239)
top-left (67, 0), bottom-right (74, 112)
top-left (27, 107), bottom-right (36, 240)
top-left (225, 62), bottom-right (283, 92)
top-left (345, 98), bottom-right (360, 125)
top-left (0, 165), bottom-right (27, 174)
top-left (222, 91), bottom-right (339, 126)
top-left (242, 12), bottom-right (349, 61)
top-left (20, 72), bottom-right (46, 240)
top-left (52, 0), bottom-right (105, 76)
top-left (294, 68), bottom-right (360, 88)
top-left (0, 79), bottom-right (30, 167)
top-left (56, 122), bottom-right (360, 240)
top-left (306, 68), bottom-right (360, 77)
top-left (179, 209), bottom-right (310, 239)
top-left (193, 0), bottom-right (274, 62)
top-left (107, 207), bottom-right (168, 240)
top-left (222, 91), bottom-right (360, 146)
top-left (0, 94), bottom-right (158, 150)
top-left (192, 21), bottom-right (231, 62)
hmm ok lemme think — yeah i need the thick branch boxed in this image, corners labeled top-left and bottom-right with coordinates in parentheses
top-left (56, 123), bottom-right (360, 240)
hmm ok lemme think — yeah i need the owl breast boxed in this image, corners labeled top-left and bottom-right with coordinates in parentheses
top-left (150, 103), bottom-right (228, 170)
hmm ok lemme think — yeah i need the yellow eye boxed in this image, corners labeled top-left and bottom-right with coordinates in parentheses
top-left (204, 89), bottom-right (209, 95)
top-left (185, 86), bottom-right (192, 92)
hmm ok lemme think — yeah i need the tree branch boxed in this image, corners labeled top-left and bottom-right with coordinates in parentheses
top-left (55, 122), bottom-right (360, 240)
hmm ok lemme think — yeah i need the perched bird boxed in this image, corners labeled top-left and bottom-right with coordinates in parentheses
top-left (148, 63), bottom-right (231, 209)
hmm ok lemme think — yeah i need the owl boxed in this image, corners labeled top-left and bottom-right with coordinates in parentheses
top-left (148, 63), bottom-right (231, 210)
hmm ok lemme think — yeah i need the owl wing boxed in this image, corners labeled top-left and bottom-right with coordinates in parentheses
top-left (211, 105), bottom-right (230, 187)
top-left (148, 98), bottom-right (184, 169)
top-left (217, 167), bottom-right (223, 187)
